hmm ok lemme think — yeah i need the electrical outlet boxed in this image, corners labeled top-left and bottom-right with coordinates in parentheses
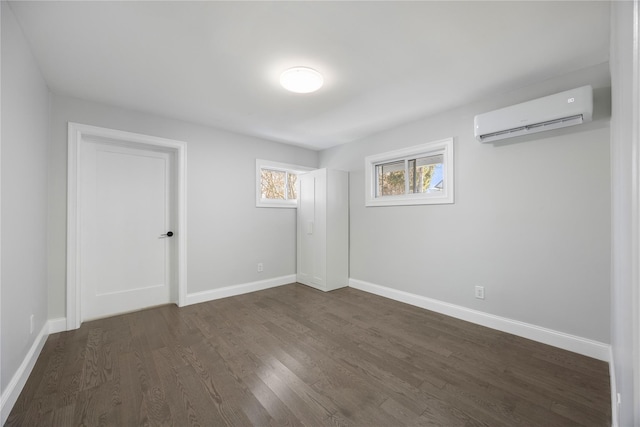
top-left (257, 263), bottom-right (263, 272)
top-left (30, 314), bottom-right (34, 334)
top-left (475, 286), bottom-right (485, 300)
top-left (617, 393), bottom-right (621, 406)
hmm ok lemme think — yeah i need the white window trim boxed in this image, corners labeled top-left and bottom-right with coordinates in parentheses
top-left (256, 159), bottom-right (314, 208)
top-left (365, 137), bottom-right (454, 207)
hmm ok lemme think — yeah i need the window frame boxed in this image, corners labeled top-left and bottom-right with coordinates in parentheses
top-left (256, 159), bottom-right (313, 208)
top-left (364, 137), bottom-right (454, 207)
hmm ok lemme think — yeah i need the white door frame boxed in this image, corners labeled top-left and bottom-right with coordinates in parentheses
top-left (633, 1), bottom-right (640, 422)
top-left (67, 122), bottom-right (187, 330)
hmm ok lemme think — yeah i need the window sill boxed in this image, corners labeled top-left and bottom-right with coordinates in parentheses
top-left (365, 193), bottom-right (453, 207)
top-left (256, 199), bottom-right (297, 209)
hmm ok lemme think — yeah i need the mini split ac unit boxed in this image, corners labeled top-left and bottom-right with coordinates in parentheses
top-left (474, 85), bottom-right (593, 143)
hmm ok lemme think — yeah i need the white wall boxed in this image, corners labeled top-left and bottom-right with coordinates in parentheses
top-left (610, 1), bottom-right (639, 425)
top-left (320, 63), bottom-right (611, 344)
top-left (47, 95), bottom-right (318, 319)
top-left (1, 0), bottom-right (50, 397)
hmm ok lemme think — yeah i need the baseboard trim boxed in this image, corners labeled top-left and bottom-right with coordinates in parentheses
top-left (349, 278), bottom-right (610, 362)
top-left (0, 323), bottom-right (49, 425)
top-left (48, 317), bottom-right (67, 334)
top-left (184, 274), bottom-right (296, 306)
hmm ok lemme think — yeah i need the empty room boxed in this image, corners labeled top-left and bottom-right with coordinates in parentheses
top-left (1, 1), bottom-right (639, 426)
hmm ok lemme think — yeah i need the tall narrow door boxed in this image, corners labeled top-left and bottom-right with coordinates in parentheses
top-left (297, 169), bottom-right (327, 288)
top-left (80, 140), bottom-right (174, 321)
top-left (297, 171), bottom-right (317, 286)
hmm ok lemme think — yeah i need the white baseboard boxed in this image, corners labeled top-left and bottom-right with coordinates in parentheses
top-left (184, 274), bottom-right (296, 306)
top-left (48, 317), bottom-right (67, 334)
top-left (0, 323), bottom-right (49, 426)
top-left (349, 278), bottom-right (610, 362)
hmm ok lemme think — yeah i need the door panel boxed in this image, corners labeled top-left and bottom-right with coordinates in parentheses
top-left (297, 170), bottom-right (327, 287)
top-left (297, 172), bottom-right (316, 285)
top-left (80, 141), bottom-right (172, 321)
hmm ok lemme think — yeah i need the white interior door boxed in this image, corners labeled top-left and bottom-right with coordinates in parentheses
top-left (80, 140), bottom-right (174, 321)
top-left (297, 171), bottom-right (319, 286)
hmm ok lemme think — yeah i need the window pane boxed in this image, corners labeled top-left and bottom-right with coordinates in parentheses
top-left (261, 169), bottom-right (286, 200)
top-left (377, 160), bottom-right (406, 196)
top-left (409, 155), bottom-right (444, 194)
top-left (287, 172), bottom-right (297, 200)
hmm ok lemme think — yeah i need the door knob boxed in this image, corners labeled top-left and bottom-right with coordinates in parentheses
top-left (160, 231), bottom-right (174, 237)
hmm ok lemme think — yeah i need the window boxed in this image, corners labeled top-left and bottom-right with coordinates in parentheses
top-left (365, 138), bottom-right (454, 206)
top-left (256, 159), bottom-right (313, 208)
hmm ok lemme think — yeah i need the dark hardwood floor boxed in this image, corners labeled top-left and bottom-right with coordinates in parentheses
top-left (7, 283), bottom-right (610, 426)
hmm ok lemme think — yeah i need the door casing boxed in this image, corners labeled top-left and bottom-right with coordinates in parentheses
top-left (67, 122), bottom-right (187, 330)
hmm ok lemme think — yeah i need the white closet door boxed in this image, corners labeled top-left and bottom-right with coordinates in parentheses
top-left (80, 141), bottom-right (173, 321)
top-left (297, 171), bottom-right (322, 287)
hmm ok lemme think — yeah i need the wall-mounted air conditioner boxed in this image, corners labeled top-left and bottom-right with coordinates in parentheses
top-left (474, 85), bottom-right (593, 143)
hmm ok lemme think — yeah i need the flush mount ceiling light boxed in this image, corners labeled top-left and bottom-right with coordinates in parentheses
top-left (280, 67), bottom-right (324, 93)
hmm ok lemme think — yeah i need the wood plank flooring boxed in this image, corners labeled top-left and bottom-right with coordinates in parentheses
top-left (7, 283), bottom-right (611, 426)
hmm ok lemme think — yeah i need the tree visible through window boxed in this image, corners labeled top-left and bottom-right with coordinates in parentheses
top-left (256, 159), bottom-right (312, 208)
top-left (376, 154), bottom-right (443, 197)
top-left (409, 155), bottom-right (443, 194)
top-left (260, 169), bottom-right (297, 200)
top-left (377, 161), bottom-right (405, 196)
top-left (365, 138), bottom-right (454, 206)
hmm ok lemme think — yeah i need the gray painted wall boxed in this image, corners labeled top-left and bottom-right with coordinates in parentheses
top-left (1, 2), bottom-right (50, 392)
top-left (47, 95), bottom-right (318, 318)
top-left (320, 63), bottom-right (611, 343)
top-left (610, 1), bottom-right (638, 425)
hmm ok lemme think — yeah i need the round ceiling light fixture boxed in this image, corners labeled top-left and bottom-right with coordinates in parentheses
top-left (280, 67), bottom-right (324, 93)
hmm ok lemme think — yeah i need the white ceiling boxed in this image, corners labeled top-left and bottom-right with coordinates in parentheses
top-left (8, 1), bottom-right (610, 150)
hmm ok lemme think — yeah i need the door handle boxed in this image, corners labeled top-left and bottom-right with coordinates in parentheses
top-left (160, 231), bottom-right (174, 238)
